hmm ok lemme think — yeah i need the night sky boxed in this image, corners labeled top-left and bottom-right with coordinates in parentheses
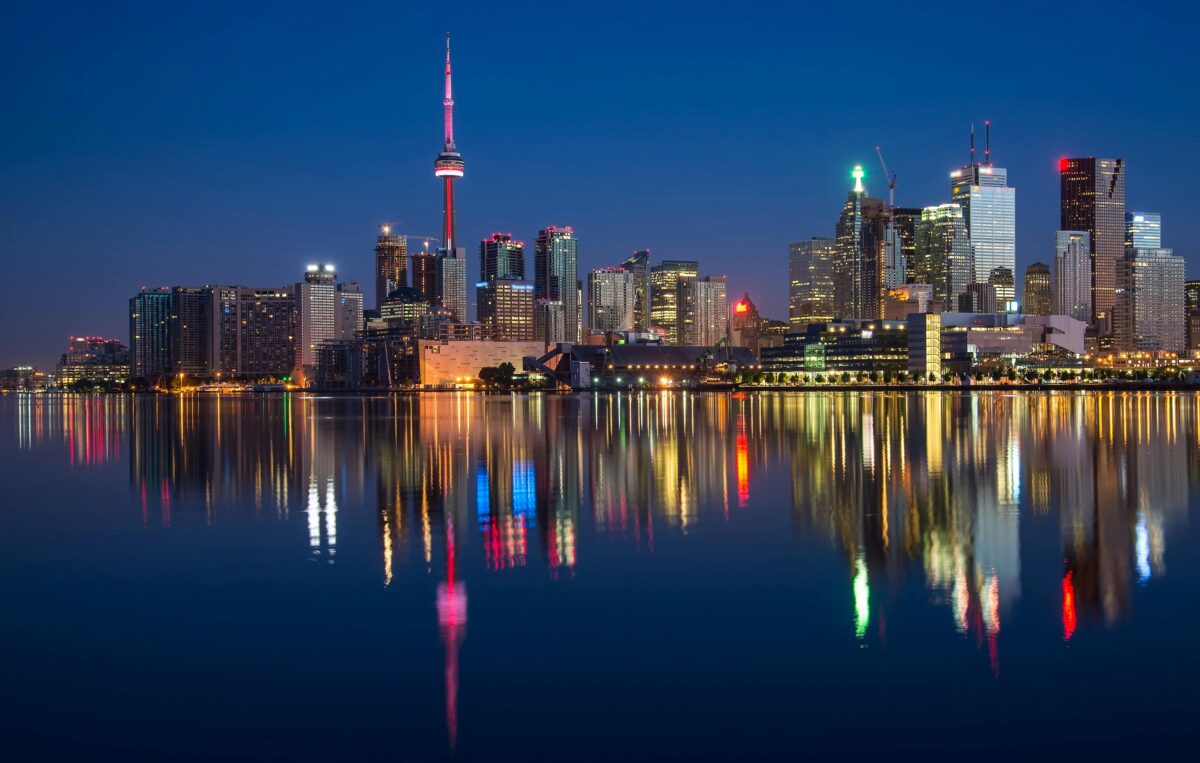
top-left (3, 0), bottom-right (1198, 368)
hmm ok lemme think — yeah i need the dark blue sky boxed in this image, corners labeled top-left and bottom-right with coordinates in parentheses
top-left (3, 0), bottom-right (1198, 368)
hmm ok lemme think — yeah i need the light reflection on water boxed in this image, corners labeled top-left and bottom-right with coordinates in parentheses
top-left (2, 391), bottom-right (1197, 758)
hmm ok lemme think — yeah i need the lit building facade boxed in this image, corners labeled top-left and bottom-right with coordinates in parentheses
top-left (788, 237), bottom-right (836, 330)
top-left (129, 287), bottom-right (172, 381)
top-left (834, 166), bottom-right (886, 319)
top-left (534, 227), bottom-right (579, 342)
top-left (620, 250), bottom-right (651, 332)
top-left (587, 267), bottom-right (636, 333)
top-left (913, 204), bottom-right (974, 309)
top-left (297, 264), bottom-right (337, 374)
top-left (1023, 263), bottom-right (1053, 316)
top-left (987, 266), bottom-right (1015, 310)
top-left (411, 249), bottom-right (438, 303)
top-left (1115, 247), bottom-right (1185, 353)
top-left (481, 233), bottom-right (525, 282)
top-left (437, 249), bottom-right (469, 322)
top-left (534, 299), bottom-right (567, 345)
top-left (1054, 231), bottom-right (1092, 322)
top-left (374, 225), bottom-right (407, 309)
top-left (951, 164), bottom-right (1016, 296)
top-left (677, 275), bottom-right (728, 347)
top-left (336, 282), bottom-right (364, 340)
top-left (170, 286), bottom-right (212, 377)
top-left (1060, 157), bottom-right (1125, 327)
top-left (477, 279), bottom-right (535, 341)
top-left (1126, 212), bottom-right (1161, 249)
top-left (237, 286), bottom-right (297, 378)
top-left (650, 260), bottom-right (698, 343)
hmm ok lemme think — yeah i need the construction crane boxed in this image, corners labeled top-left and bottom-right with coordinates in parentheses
top-left (875, 145), bottom-right (899, 290)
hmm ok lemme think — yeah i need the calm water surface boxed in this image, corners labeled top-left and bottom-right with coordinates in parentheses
top-left (1, 392), bottom-right (1196, 759)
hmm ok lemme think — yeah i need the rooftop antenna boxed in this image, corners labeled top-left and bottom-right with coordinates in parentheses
top-left (985, 120), bottom-right (991, 165)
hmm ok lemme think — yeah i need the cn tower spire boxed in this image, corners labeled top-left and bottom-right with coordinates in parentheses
top-left (443, 33), bottom-right (454, 149)
top-left (434, 33), bottom-right (464, 255)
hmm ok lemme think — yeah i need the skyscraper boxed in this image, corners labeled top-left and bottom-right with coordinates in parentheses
top-left (480, 233), bottom-right (525, 281)
top-left (437, 250), bottom-right (469, 322)
top-left (1115, 247), bottom-right (1185, 352)
top-left (650, 260), bottom-right (698, 343)
top-left (374, 225), bottom-right (407, 309)
top-left (788, 237), bottom-right (836, 330)
top-left (1054, 231), bottom-right (1092, 322)
top-left (913, 204), bottom-right (974, 309)
top-left (411, 245), bottom-right (438, 303)
top-left (677, 275), bottom-right (728, 347)
top-left (1060, 157), bottom-right (1125, 327)
top-left (434, 34), bottom-right (464, 254)
top-left (1023, 263), bottom-right (1053, 316)
top-left (1186, 280), bottom-right (1200, 351)
top-left (237, 286), bottom-right (297, 378)
top-left (534, 299), bottom-right (566, 345)
top-left (987, 266), bottom-right (1015, 310)
top-left (129, 287), bottom-right (171, 382)
top-left (620, 250), bottom-right (651, 332)
top-left (336, 282), bottom-right (364, 340)
top-left (297, 264), bottom-right (337, 376)
top-left (834, 166), bottom-right (886, 319)
top-left (170, 286), bottom-right (212, 377)
top-left (587, 267), bottom-right (636, 333)
top-left (951, 128), bottom-right (1016, 299)
top-left (1126, 212), bottom-right (1161, 249)
top-left (534, 227), bottom-right (580, 342)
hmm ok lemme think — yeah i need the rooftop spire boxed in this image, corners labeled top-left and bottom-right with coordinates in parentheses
top-left (852, 165), bottom-right (865, 194)
top-left (443, 33), bottom-right (454, 147)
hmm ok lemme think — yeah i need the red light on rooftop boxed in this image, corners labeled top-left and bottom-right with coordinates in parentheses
top-left (734, 301), bottom-right (749, 314)
top-left (1058, 157), bottom-right (1070, 173)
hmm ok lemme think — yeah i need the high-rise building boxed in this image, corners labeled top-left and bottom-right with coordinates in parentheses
top-left (438, 249), bottom-right (469, 322)
top-left (336, 282), bottom-right (364, 340)
top-left (834, 165), bottom-right (886, 319)
top-left (1023, 263), bottom-right (1053, 316)
top-left (951, 134), bottom-right (1016, 299)
top-left (913, 204), bottom-right (974, 309)
top-left (534, 227), bottom-right (580, 342)
top-left (649, 260), bottom-right (698, 343)
top-left (1126, 212), bottom-right (1161, 250)
top-left (170, 286), bottom-right (212, 377)
top-left (209, 285), bottom-right (239, 376)
top-left (374, 225), bottom-right (407, 309)
top-left (1187, 280), bottom-right (1200, 352)
top-left (620, 250), bottom-right (651, 332)
top-left (237, 286), bottom-right (297, 378)
top-left (587, 267), bottom-right (636, 333)
top-left (677, 275), bottom-right (728, 347)
top-left (1060, 157), bottom-right (1126, 327)
top-left (893, 207), bottom-right (923, 284)
top-left (1185, 280), bottom-right (1200, 313)
top-left (480, 233), bottom-right (525, 282)
top-left (1115, 247), bottom-right (1185, 352)
top-left (987, 266), bottom-right (1015, 310)
top-left (788, 237), bottom-right (836, 330)
top-left (380, 287), bottom-right (430, 334)
top-left (534, 299), bottom-right (567, 345)
top-left (411, 247), bottom-right (438, 303)
top-left (297, 264), bottom-right (337, 374)
top-left (1054, 231), bottom-right (1092, 322)
top-left (476, 279), bottom-right (535, 341)
top-left (129, 287), bottom-right (171, 381)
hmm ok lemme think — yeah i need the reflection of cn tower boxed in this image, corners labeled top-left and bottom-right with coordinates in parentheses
top-left (436, 510), bottom-right (466, 754)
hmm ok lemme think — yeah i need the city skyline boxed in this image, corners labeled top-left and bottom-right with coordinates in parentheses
top-left (3, 2), bottom-right (1199, 368)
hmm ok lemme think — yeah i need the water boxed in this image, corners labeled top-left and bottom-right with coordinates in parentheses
top-left (1, 391), bottom-right (1196, 759)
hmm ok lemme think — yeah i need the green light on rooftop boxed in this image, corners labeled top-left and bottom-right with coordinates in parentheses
top-left (852, 165), bottom-right (865, 193)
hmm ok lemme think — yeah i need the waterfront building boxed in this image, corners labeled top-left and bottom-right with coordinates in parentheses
top-left (297, 264), bottom-right (337, 376)
top-left (236, 286), bottom-right (297, 378)
top-left (374, 225), bottom-right (407, 309)
top-left (481, 233), bottom-right (524, 282)
top-left (1054, 231), bottom-right (1092, 322)
top-left (1126, 212), bottom-right (1161, 249)
top-left (336, 282), bottom-right (364, 340)
top-left (834, 166), bottom-right (887, 319)
top-left (913, 204), bottom-right (974, 309)
top-left (788, 237), bottom-right (836, 330)
top-left (55, 337), bottom-right (131, 387)
top-left (1114, 247), bottom-right (1185, 353)
top-left (620, 250), bottom-right (651, 332)
top-left (534, 227), bottom-right (580, 342)
top-left (417, 340), bottom-right (544, 388)
top-left (1060, 157), bottom-right (1126, 327)
top-left (676, 275), bottom-right (728, 347)
top-left (477, 279), bottom-right (535, 341)
top-left (1023, 263), bottom-right (1053, 316)
top-left (650, 260), bottom-right (698, 343)
top-left (170, 286), bottom-right (212, 377)
top-left (129, 287), bottom-right (171, 381)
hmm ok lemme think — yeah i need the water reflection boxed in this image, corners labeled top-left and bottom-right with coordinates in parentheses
top-left (5, 390), bottom-right (1195, 753)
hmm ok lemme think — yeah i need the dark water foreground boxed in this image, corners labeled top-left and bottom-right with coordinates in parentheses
top-left (1, 392), bottom-right (1196, 760)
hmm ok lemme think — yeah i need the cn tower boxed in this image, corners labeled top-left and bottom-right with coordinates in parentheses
top-left (434, 33), bottom-right (464, 252)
